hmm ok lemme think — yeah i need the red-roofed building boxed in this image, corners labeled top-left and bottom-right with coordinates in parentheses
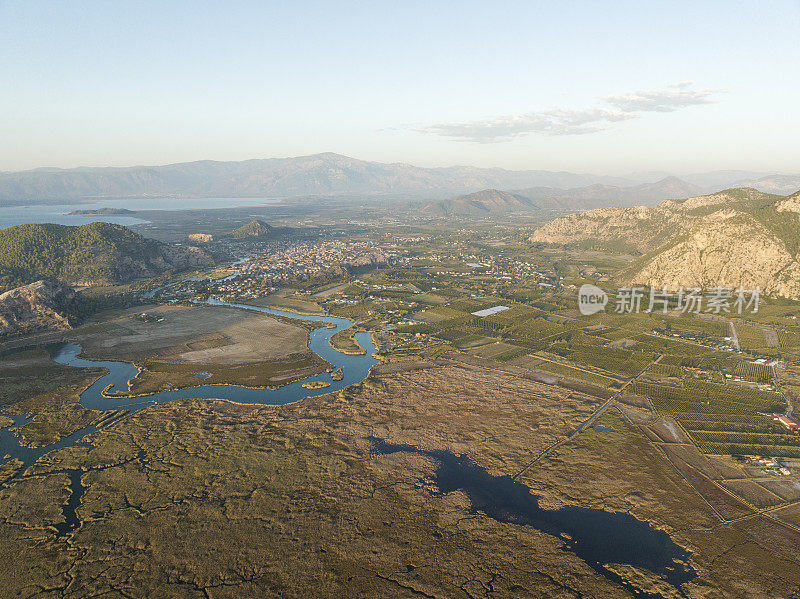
top-left (766, 413), bottom-right (800, 431)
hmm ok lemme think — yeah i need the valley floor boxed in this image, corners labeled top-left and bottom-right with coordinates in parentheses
top-left (1, 355), bottom-right (800, 597)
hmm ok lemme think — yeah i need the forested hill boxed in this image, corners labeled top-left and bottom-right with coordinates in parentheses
top-left (230, 219), bottom-right (274, 238)
top-left (0, 222), bottom-right (213, 292)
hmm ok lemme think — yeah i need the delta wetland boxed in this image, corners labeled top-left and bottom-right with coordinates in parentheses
top-left (3, 220), bottom-right (800, 597)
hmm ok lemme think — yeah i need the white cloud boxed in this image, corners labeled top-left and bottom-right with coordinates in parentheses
top-left (604, 85), bottom-right (720, 113)
top-left (415, 83), bottom-right (721, 142)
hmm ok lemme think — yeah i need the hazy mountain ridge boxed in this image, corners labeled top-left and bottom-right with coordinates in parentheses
top-left (0, 153), bottom-right (635, 203)
top-left (419, 189), bottom-right (538, 216)
top-left (2, 152), bottom-right (795, 211)
top-left (513, 176), bottom-right (706, 210)
top-left (731, 174), bottom-right (800, 195)
top-left (418, 176), bottom-right (707, 216)
top-left (532, 188), bottom-right (800, 297)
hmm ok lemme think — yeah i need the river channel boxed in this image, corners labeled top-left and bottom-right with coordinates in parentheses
top-left (0, 299), bottom-right (378, 472)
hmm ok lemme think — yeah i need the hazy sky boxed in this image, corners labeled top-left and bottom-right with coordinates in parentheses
top-left (2, 0), bottom-right (799, 174)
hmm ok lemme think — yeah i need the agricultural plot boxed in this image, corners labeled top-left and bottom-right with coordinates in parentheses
top-left (434, 325), bottom-right (497, 349)
top-left (567, 331), bottom-right (607, 346)
top-left (414, 292), bottom-right (450, 305)
top-left (631, 334), bottom-right (711, 356)
top-left (466, 341), bottom-right (523, 359)
top-left (735, 323), bottom-right (769, 351)
top-left (431, 325), bottom-right (482, 342)
top-left (648, 363), bottom-right (683, 378)
top-left (561, 345), bottom-right (654, 378)
top-left (779, 329), bottom-right (800, 348)
top-left (426, 305), bottom-right (472, 320)
top-left (759, 479), bottom-right (800, 502)
top-left (506, 317), bottom-right (571, 342)
top-left (530, 359), bottom-right (618, 387)
top-left (593, 328), bottom-right (634, 342)
top-left (732, 361), bottom-right (773, 382)
top-left (665, 355), bottom-right (774, 383)
top-left (659, 447), bottom-right (754, 520)
top-left (482, 304), bottom-right (539, 326)
top-left (659, 314), bottom-right (730, 338)
top-left (329, 301), bottom-right (381, 319)
top-left (447, 298), bottom-right (491, 312)
top-left (719, 480), bottom-right (785, 508)
top-left (454, 335), bottom-right (498, 349)
top-left (631, 377), bottom-right (795, 456)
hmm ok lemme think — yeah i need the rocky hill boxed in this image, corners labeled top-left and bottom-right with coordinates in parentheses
top-left (532, 188), bottom-right (800, 297)
top-left (0, 279), bottom-right (80, 336)
top-left (0, 222), bottom-right (213, 292)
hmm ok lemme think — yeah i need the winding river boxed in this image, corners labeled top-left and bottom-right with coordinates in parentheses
top-left (0, 299), bottom-right (378, 472)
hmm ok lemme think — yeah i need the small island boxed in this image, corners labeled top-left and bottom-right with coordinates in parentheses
top-left (301, 380), bottom-right (331, 390)
top-left (67, 207), bottom-right (137, 216)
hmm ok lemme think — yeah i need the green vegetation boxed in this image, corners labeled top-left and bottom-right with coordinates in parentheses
top-left (0, 222), bottom-right (202, 292)
top-left (0, 346), bottom-right (104, 408)
top-left (329, 328), bottom-right (366, 354)
top-left (127, 353), bottom-right (330, 395)
top-left (229, 219), bottom-right (273, 238)
top-left (631, 377), bottom-right (796, 455)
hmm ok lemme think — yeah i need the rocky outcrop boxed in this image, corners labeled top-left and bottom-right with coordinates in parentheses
top-left (0, 280), bottom-right (79, 336)
top-left (532, 187), bottom-right (800, 298)
top-left (94, 243), bottom-right (213, 286)
top-left (532, 206), bottom-right (666, 252)
top-left (343, 251), bottom-right (389, 268)
top-left (187, 233), bottom-right (214, 243)
top-left (775, 191), bottom-right (800, 214)
top-left (621, 215), bottom-right (800, 297)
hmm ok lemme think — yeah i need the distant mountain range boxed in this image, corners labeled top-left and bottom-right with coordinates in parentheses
top-left (532, 187), bottom-right (800, 298)
top-left (728, 174), bottom-right (800, 195)
top-left (0, 153), bottom-right (632, 203)
top-left (2, 152), bottom-right (797, 205)
top-left (513, 176), bottom-right (707, 211)
top-left (419, 177), bottom-right (707, 215)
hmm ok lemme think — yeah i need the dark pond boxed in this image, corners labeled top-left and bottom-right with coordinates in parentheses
top-left (370, 437), bottom-right (696, 598)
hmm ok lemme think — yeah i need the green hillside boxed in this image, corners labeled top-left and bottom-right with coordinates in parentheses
top-left (230, 219), bottom-right (274, 238)
top-left (0, 222), bottom-right (209, 292)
